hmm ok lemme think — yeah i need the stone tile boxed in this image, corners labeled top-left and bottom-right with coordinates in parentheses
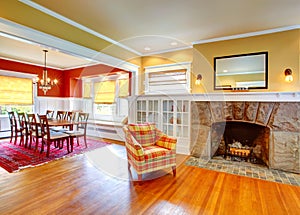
top-left (186, 156), bottom-right (300, 186)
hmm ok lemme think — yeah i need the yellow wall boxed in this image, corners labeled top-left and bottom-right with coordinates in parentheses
top-left (193, 29), bottom-right (300, 93)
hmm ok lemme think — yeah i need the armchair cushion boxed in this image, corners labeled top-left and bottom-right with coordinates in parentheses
top-left (155, 135), bottom-right (177, 150)
top-left (143, 145), bottom-right (170, 160)
top-left (155, 128), bottom-right (177, 150)
top-left (128, 123), bottom-right (156, 147)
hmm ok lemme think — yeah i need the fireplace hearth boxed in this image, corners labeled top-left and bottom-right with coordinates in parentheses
top-left (212, 121), bottom-right (269, 166)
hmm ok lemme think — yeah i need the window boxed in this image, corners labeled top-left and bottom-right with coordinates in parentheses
top-left (90, 73), bottom-right (130, 118)
top-left (0, 75), bottom-right (34, 115)
top-left (0, 105), bottom-right (33, 115)
top-left (0, 75), bottom-right (33, 105)
top-left (118, 78), bottom-right (129, 98)
top-left (94, 80), bottom-right (116, 104)
top-left (95, 104), bottom-right (116, 115)
top-left (83, 82), bottom-right (91, 98)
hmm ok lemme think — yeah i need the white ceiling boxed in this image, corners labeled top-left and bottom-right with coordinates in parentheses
top-left (0, 35), bottom-right (95, 69)
top-left (1, 0), bottom-right (300, 69)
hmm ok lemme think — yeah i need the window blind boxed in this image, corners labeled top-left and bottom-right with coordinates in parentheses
top-left (118, 79), bottom-right (129, 98)
top-left (0, 76), bottom-right (33, 105)
top-left (83, 82), bottom-right (91, 98)
top-left (94, 80), bottom-right (116, 104)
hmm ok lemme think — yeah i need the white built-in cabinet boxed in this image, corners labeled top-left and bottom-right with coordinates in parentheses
top-left (135, 96), bottom-right (191, 154)
top-left (162, 99), bottom-right (189, 139)
top-left (136, 99), bottom-right (159, 125)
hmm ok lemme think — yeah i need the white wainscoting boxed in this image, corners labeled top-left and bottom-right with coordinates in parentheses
top-left (35, 96), bottom-right (126, 141)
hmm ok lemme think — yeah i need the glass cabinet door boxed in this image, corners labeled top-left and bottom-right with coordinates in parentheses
top-left (136, 100), bottom-right (146, 123)
top-left (136, 99), bottom-right (159, 125)
top-left (147, 100), bottom-right (159, 127)
top-left (137, 98), bottom-right (189, 139)
top-left (162, 99), bottom-right (189, 138)
top-left (176, 100), bottom-right (189, 138)
top-left (162, 100), bottom-right (174, 136)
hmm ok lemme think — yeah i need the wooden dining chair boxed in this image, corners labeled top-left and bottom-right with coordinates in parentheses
top-left (17, 112), bottom-right (30, 148)
top-left (50, 110), bottom-right (67, 132)
top-left (64, 112), bottom-right (89, 151)
top-left (7, 111), bottom-right (16, 143)
top-left (60, 111), bottom-right (76, 131)
top-left (56, 111), bottom-right (67, 120)
top-left (8, 111), bottom-right (24, 145)
top-left (66, 111), bottom-right (76, 121)
top-left (27, 113), bottom-right (43, 151)
top-left (38, 114), bottom-right (70, 157)
top-left (46, 110), bottom-right (54, 119)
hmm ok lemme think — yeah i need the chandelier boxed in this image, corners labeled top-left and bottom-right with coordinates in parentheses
top-left (35, 50), bottom-right (58, 95)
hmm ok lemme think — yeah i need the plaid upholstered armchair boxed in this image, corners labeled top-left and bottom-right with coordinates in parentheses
top-left (123, 123), bottom-right (177, 181)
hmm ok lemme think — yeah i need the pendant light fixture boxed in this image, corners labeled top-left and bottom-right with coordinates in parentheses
top-left (35, 50), bottom-right (58, 95)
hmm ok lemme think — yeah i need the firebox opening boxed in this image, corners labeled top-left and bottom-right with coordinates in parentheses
top-left (211, 121), bottom-right (270, 166)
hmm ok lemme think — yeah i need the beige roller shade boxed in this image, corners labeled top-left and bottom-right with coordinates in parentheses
top-left (94, 80), bottom-right (116, 104)
top-left (118, 79), bottom-right (129, 98)
top-left (83, 82), bottom-right (91, 98)
top-left (0, 76), bottom-right (33, 105)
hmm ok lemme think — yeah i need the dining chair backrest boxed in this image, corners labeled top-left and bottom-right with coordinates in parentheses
top-left (38, 114), bottom-right (51, 140)
top-left (56, 111), bottom-right (66, 120)
top-left (77, 112), bottom-right (89, 133)
top-left (46, 110), bottom-right (54, 119)
top-left (17, 112), bottom-right (27, 131)
top-left (66, 111), bottom-right (76, 121)
top-left (27, 113), bottom-right (38, 134)
top-left (8, 111), bottom-right (16, 143)
top-left (8, 111), bottom-right (16, 128)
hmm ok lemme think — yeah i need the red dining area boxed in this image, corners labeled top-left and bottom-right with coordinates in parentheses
top-left (7, 110), bottom-right (89, 157)
top-left (0, 50), bottom-right (131, 165)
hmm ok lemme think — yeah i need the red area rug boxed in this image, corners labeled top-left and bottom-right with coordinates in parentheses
top-left (0, 138), bottom-right (110, 173)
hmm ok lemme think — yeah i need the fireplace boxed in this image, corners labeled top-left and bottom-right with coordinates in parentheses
top-left (191, 101), bottom-right (300, 173)
top-left (211, 121), bottom-right (269, 166)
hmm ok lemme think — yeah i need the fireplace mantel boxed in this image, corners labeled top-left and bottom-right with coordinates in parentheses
top-left (135, 92), bottom-right (300, 102)
top-left (191, 92), bottom-right (300, 102)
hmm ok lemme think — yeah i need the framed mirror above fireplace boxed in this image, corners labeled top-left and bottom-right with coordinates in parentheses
top-left (214, 51), bottom-right (268, 90)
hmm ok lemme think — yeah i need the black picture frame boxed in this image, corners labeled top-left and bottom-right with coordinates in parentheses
top-left (214, 51), bottom-right (268, 90)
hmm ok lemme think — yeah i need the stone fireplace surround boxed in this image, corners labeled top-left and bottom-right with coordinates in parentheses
top-left (190, 92), bottom-right (300, 173)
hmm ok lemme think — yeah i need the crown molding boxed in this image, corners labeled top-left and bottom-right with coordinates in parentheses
top-left (193, 25), bottom-right (300, 45)
top-left (0, 18), bottom-right (139, 73)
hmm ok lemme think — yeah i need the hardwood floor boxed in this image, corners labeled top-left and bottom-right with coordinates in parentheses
top-left (0, 138), bottom-right (299, 214)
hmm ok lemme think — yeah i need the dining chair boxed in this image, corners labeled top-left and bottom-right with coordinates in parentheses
top-left (64, 112), bottom-right (89, 151)
top-left (46, 110), bottom-right (54, 119)
top-left (8, 111), bottom-right (25, 145)
top-left (17, 112), bottom-right (30, 148)
top-left (56, 111), bottom-right (67, 120)
top-left (60, 111), bottom-right (76, 131)
top-left (27, 113), bottom-right (43, 151)
top-left (50, 110), bottom-right (67, 132)
top-left (66, 111), bottom-right (76, 121)
top-left (7, 111), bottom-right (15, 143)
top-left (38, 114), bottom-right (70, 157)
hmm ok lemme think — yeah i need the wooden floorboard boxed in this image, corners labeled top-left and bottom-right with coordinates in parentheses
top-left (0, 139), bottom-right (299, 214)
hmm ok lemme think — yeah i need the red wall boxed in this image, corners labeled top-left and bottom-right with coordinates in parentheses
top-left (0, 59), bottom-right (64, 97)
top-left (0, 59), bottom-right (131, 98)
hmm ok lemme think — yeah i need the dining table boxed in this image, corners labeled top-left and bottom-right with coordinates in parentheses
top-left (47, 118), bottom-right (75, 131)
top-left (46, 118), bottom-right (77, 150)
